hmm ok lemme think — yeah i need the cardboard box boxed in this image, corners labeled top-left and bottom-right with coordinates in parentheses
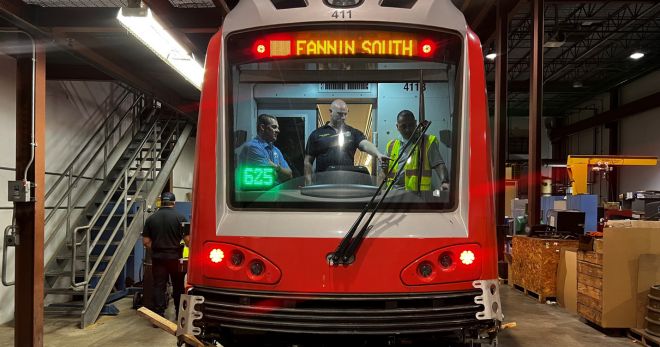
top-left (557, 248), bottom-right (578, 314)
top-left (577, 228), bottom-right (660, 328)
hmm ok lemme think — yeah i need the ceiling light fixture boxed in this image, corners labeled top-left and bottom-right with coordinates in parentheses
top-left (630, 52), bottom-right (645, 60)
top-left (544, 31), bottom-right (566, 48)
top-left (117, 5), bottom-right (204, 90)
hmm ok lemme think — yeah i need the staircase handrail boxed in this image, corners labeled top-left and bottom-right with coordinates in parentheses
top-left (70, 116), bottom-right (182, 290)
top-left (44, 95), bottom-right (146, 226)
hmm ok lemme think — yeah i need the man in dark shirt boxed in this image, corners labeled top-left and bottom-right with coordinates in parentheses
top-left (142, 192), bottom-right (189, 320)
top-left (304, 99), bottom-right (388, 185)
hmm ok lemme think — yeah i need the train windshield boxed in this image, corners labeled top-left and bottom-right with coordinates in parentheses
top-left (226, 27), bottom-right (462, 211)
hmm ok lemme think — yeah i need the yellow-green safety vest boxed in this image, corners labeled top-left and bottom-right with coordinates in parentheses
top-left (386, 135), bottom-right (437, 191)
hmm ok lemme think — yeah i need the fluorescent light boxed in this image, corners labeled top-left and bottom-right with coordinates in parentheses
top-left (630, 52), bottom-right (645, 60)
top-left (117, 7), bottom-right (204, 90)
top-left (486, 52), bottom-right (497, 61)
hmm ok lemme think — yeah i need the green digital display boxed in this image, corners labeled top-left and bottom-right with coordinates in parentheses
top-left (240, 166), bottom-right (276, 189)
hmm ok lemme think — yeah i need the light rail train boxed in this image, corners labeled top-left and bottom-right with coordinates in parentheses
top-left (180, 0), bottom-right (501, 345)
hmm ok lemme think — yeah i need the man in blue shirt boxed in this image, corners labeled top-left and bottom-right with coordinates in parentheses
top-left (239, 114), bottom-right (292, 183)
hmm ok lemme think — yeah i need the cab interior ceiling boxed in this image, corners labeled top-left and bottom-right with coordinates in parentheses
top-left (238, 69), bottom-right (449, 83)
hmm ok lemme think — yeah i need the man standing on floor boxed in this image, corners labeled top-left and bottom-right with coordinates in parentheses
top-left (142, 192), bottom-right (189, 320)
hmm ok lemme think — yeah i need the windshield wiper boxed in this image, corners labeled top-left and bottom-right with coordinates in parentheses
top-left (327, 120), bottom-right (432, 266)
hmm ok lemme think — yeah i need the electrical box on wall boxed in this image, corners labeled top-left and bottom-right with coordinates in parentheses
top-left (8, 181), bottom-right (31, 202)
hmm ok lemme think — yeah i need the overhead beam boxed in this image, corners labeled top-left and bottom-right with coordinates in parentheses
top-left (481, 0), bottom-right (526, 48)
top-left (51, 26), bottom-right (217, 34)
top-left (0, 0), bottom-right (27, 17)
top-left (1, 3), bottom-right (185, 106)
top-left (46, 63), bottom-right (112, 80)
top-left (212, 0), bottom-right (231, 15)
top-left (34, 7), bottom-right (222, 29)
top-left (52, 32), bottom-right (181, 103)
top-left (550, 91), bottom-right (660, 141)
top-left (470, 0), bottom-right (497, 30)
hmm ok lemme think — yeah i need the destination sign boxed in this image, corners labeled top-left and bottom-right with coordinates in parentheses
top-left (252, 31), bottom-right (438, 59)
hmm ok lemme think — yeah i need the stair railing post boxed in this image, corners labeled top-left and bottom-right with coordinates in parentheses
top-left (123, 169), bottom-right (128, 239)
top-left (83, 226), bottom-right (90, 309)
top-left (103, 121), bottom-right (108, 179)
top-left (66, 169), bottom-right (72, 243)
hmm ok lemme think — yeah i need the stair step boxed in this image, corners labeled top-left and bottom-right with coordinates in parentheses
top-left (45, 287), bottom-right (93, 295)
top-left (44, 306), bottom-right (83, 315)
top-left (84, 213), bottom-right (136, 220)
top-left (66, 240), bottom-right (121, 248)
top-left (130, 167), bottom-right (161, 172)
top-left (136, 157), bottom-right (165, 162)
top-left (45, 270), bottom-right (103, 278)
top-left (56, 254), bottom-right (113, 262)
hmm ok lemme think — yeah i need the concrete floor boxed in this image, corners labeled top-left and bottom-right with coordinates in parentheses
top-left (0, 286), bottom-right (640, 346)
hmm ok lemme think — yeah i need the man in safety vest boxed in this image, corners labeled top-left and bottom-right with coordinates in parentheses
top-left (384, 110), bottom-right (449, 192)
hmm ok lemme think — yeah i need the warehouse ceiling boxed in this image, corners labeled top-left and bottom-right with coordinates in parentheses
top-left (1, 0), bottom-right (659, 117)
top-left (481, 1), bottom-right (660, 117)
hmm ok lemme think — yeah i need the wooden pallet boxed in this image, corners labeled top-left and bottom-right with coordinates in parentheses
top-left (513, 284), bottom-right (555, 303)
top-left (511, 236), bottom-right (579, 301)
top-left (629, 328), bottom-right (660, 347)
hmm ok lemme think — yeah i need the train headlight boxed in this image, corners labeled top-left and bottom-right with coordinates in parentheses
top-left (460, 250), bottom-right (475, 265)
top-left (209, 248), bottom-right (224, 263)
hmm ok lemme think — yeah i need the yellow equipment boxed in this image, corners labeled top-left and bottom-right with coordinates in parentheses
top-left (566, 155), bottom-right (658, 195)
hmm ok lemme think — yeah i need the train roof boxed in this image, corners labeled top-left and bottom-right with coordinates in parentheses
top-left (222, 0), bottom-right (467, 37)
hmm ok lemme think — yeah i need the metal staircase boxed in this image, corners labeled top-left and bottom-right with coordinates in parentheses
top-left (43, 89), bottom-right (194, 328)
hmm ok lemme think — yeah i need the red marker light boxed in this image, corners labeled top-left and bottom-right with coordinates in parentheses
top-left (210, 248), bottom-right (225, 263)
top-left (419, 40), bottom-right (436, 57)
top-left (460, 250), bottom-right (475, 265)
top-left (254, 41), bottom-right (268, 57)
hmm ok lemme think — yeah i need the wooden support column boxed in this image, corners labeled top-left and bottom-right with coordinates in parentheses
top-left (494, 1), bottom-right (509, 227)
top-left (14, 40), bottom-right (46, 347)
top-left (528, 0), bottom-right (544, 225)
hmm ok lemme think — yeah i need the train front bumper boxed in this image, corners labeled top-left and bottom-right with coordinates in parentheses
top-left (177, 279), bottom-right (502, 338)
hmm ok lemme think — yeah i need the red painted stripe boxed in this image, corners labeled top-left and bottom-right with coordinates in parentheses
top-left (188, 30), bottom-right (221, 286)
top-left (466, 29), bottom-right (498, 280)
top-left (189, 236), bottom-right (483, 293)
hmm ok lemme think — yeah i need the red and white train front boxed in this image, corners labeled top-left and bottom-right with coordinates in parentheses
top-left (180, 0), bottom-right (501, 345)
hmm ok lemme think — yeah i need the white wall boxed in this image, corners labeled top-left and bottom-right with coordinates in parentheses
top-left (173, 139), bottom-right (195, 201)
top-left (563, 69), bottom-right (660, 195)
top-left (620, 70), bottom-right (660, 192)
top-left (0, 51), bottom-right (17, 324)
